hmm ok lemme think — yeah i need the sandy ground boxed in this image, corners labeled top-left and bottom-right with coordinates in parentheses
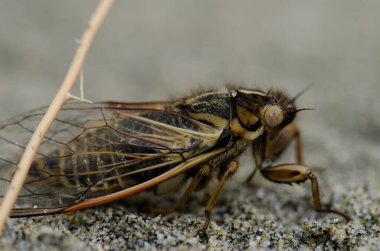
top-left (0, 1), bottom-right (379, 250)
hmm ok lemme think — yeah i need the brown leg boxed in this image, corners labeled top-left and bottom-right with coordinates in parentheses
top-left (149, 164), bottom-right (210, 215)
top-left (245, 143), bottom-right (262, 183)
top-left (246, 123), bottom-right (303, 183)
top-left (173, 164), bottom-right (210, 212)
top-left (203, 160), bottom-right (239, 232)
top-left (267, 123), bottom-right (304, 164)
top-left (262, 163), bottom-right (350, 221)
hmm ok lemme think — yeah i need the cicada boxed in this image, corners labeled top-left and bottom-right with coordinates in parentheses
top-left (0, 88), bottom-right (349, 231)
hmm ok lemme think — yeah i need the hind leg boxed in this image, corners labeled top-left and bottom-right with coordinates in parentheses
top-left (150, 164), bottom-right (211, 215)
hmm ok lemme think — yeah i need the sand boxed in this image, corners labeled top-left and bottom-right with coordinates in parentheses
top-left (0, 1), bottom-right (379, 250)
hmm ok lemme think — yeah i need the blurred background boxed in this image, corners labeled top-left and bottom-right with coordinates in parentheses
top-left (0, 1), bottom-right (379, 190)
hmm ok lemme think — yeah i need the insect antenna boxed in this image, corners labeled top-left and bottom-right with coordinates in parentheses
top-left (295, 108), bottom-right (315, 113)
top-left (290, 82), bottom-right (314, 103)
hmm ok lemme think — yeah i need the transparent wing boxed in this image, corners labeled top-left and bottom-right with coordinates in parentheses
top-left (0, 101), bottom-right (223, 216)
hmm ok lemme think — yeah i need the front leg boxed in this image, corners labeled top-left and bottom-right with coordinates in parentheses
top-left (246, 123), bottom-right (302, 183)
top-left (266, 123), bottom-right (303, 164)
top-left (261, 162), bottom-right (350, 221)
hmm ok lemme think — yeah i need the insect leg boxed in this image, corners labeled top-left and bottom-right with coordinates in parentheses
top-left (172, 164), bottom-right (211, 212)
top-left (246, 123), bottom-right (303, 183)
top-left (203, 160), bottom-right (239, 232)
top-left (267, 123), bottom-right (303, 164)
top-left (245, 142), bottom-right (263, 183)
top-left (261, 163), bottom-right (350, 221)
top-left (149, 164), bottom-right (211, 215)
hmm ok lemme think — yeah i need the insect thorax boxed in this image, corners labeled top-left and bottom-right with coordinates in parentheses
top-left (174, 89), bottom-right (267, 141)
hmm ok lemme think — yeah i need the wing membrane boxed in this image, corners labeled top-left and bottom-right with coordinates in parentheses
top-left (0, 101), bottom-right (223, 216)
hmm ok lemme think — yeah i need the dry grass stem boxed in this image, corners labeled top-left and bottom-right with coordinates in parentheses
top-left (0, 0), bottom-right (116, 234)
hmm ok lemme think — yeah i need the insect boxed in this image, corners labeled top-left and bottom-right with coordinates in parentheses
top-left (0, 87), bottom-right (349, 231)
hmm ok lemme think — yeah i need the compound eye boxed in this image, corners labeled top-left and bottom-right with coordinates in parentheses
top-left (264, 105), bottom-right (284, 127)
